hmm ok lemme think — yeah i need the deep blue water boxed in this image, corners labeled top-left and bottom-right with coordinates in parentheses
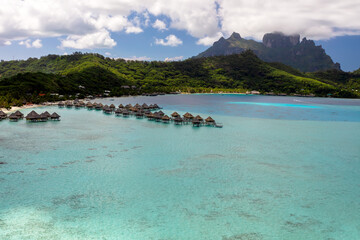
top-left (0, 94), bottom-right (359, 239)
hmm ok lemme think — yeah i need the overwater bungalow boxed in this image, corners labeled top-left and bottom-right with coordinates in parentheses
top-left (25, 111), bottom-right (41, 122)
top-left (173, 116), bottom-right (183, 125)
top-left (86, 102), bottom-right (94, 109)
top-left (162, 115), bottom-right (171, 123)
top-left (135, 111), bottom-right (144, 118)
top-left (142, 103), bottom-right (149, 109)
top-left (205, 116), bottom-right (215, 125)
top-left (145, 112), bottom-right (154, 120)
top-left (171, 112), bottom-right (180, 118)
top-left (183, 112), bottom-right (194, 122)
top-left (157, 110), bottom-right (165, 116)
top-left (134, 103), bottom-right (141, 109)
top-left (58, 101), bottom-right (65, 107)
top-left (39, 113), bottom-right (49, 122)
top-left (74, 102), bottom-right (81, 108)
top-left (153, 104), bottom-right (160, 109)
top-left (192, 118), bottom-right (201, 127)
top-left (195, 115), bottom-right (204, 124)
top-left (0, 110), bottom-right (7, 120)
top-left (50, 112), bottom-right (61, 120)
top-left (14, 110), bottom-right (24, 119)
top-left (95, 103), bottom-right (103, 110)
top-left (153, 113), bottom-right (162, 122)
top-left (125, 104), bottom-right (132, 109)
top-left (115, 108), bottom-right (123, 116)
top-left (109, 104), bottom-right (116, 110)
top-left (65, 101), bottom-right (73, 108)
top-left (42, 111), bottom-right (51, 119)
top-left (122, 109), bottom-right (130, 117)
top-left (103, 105), bottom-right (112, 114)
top-left (79, 101), bottom-right (85, 107)
top-left (118, 104), bottom-right (124, 108)
top-left (9, 113), bottom-right (20, 122)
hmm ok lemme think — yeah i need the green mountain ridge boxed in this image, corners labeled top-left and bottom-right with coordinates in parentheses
top-left (0, 51), bottom-right (359, 107)
top-left (195, 32), bottom-right (340, 72)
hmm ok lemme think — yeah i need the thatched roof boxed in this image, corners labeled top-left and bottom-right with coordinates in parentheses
top-left (171, 112), bottom-right (180, 117)
top-left (86, 102), bottom-right (93, 107)
top-left (153, 104), bottom-right (159, 109)
top-left (26, 110), bottom-right (40, 119)
top-left (40, 113), bottom-right (49, 119)
top-left (14, 110), bottom-right (24, 117)
top-left (118, 104), bottom-right (124, 108)
top-left (205, 116), bottom-right (215, 122)
top-left (149, 104), bottom-right (155, 108)
top-left (195, 115), bottom-right (203, 121)
top-left (153, 113), bottom-right (162, 119)
top-left (0, 110), bottom-right (7, 117)
top-left (158, 110), bottom-right (164, 116)
top-left (174, 116), bottom-right (183, 122)
top-left (50, 112), bottom-right (60, 118)
top-left (134, 103), bottom-right (141, 108)
top-left (162, 115), bottom-right (170, 120)
top-left (183, 112), bottom-right (194, 118)
top-left (110, 104), bottom-right (116, 108)
top-left (142, 103), bottom-right (149, 108)
top-left (9, 113), bottom-right (19, 119)
top-left (125, 104), bottom-right (132, 108)
top-left (103, 105), bottom-right (111, 111)
top-left (146, 112), bottom-right (154, 118)
top-left (42, 111), bottom-right (51, 117)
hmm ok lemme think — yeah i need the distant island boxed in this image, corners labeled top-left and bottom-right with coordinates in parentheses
top-left (0, 50), bottom-right (359, 109)
top-left (195, 32), bottom-right (341, 72)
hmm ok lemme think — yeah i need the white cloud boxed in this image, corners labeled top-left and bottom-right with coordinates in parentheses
top-left (197, 32), bottom-right (224, 46)
top-left (123, 56), bottom-right (151, 61)
top-left (218, 0), bottom-right (360, 40)
top-left (0, 40), bottom-right (11, 46)
top-left (153, 19), bottom-right (167, 31)
top-left (155, 34), bottom-right (182, 47)
top-left (105, 52), bottom-right (111, 56)
top-left (32, 39), bottom-right (42, 48)
top-left (1, 0), bottom-right (360, 49)
top-left (19, 39), bottom-right (42, 48)
top-left (60, 30), bottom-right (116, 49)
top-left (125, 26), bottom-right (143, 34)
top-left (165, 56), bottom-right (183, 62)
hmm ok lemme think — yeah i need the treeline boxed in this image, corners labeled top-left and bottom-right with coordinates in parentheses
top-left (0, 51), bottom-right (359, 107)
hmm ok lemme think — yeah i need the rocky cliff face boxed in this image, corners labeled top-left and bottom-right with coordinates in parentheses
top-left (263, 32), bottom-right (300, 48)
top-left (195, 32), bottom-right (341, 72)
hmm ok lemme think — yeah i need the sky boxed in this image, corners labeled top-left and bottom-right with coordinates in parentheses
top-left (0, 0), bottom-right (359, 71)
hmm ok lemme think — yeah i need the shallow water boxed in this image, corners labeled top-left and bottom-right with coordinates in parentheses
top-left (1, 94), bottom-right (360, 239)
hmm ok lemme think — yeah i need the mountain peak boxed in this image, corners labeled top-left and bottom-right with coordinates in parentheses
top-left (229, 32), bottom-right (242, 40)
top-left (195, 31), bottom-right (340, 72)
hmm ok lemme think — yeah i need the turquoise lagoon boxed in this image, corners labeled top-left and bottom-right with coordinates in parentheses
top-left (0, 94), bottom-right (360, 239)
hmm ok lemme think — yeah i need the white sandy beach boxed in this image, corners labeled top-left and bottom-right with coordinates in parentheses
top-left (0, 104), bottom-right (51, 114)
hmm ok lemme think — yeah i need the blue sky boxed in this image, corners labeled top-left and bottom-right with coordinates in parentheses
top-left (0, 0), bottom-right (359, 71)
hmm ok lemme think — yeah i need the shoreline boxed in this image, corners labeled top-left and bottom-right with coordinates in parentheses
top-left (0, 103), bottom-right (55, 114)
